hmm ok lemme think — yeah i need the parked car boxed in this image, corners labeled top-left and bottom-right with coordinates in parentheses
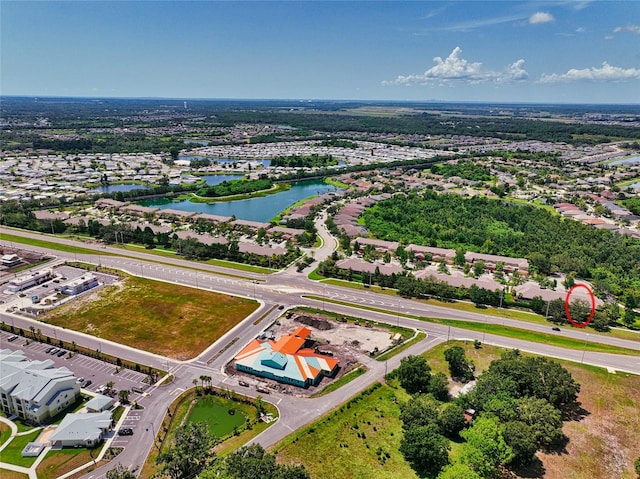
top-left (49, 348), bottom-right (59, 355)
top-left (118, 428), bottom-right (134, 436)
top-left (7, 335), bottom-right (18, 342)
top-left (76, 377), bottom-right (85, 384)
top-left (82, 380), bottom-right (92, 388)
top-left (45, 347), bottom-right (55, 353)
top-left (552, 327), bottom-right (561, 331)
top-left (56, 350), bottom-right (67, 357)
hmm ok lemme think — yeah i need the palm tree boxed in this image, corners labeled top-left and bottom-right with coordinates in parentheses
top-left (118, 389), bottom-right (130, 404)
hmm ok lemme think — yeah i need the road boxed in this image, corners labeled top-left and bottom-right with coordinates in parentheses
top-left (1, 227), bottom-right (639, 478)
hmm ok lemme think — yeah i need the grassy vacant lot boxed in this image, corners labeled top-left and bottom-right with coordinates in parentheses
top-left (43, 276), bottom-right (258, 359)
top-left (186, 396), bottom-right (246, 438)
top-left (275, 341), bottom-right (640, 479)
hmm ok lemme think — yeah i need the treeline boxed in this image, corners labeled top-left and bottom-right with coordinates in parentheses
top-left (362, 190), bottom-right (640, 299)
top-left (430, 160), bottom-right (494, 181)
top-left (196, 178), bottom-right (273, 198)
top-left (2, 131), bottom-right (185, 154)
top-left (213, 110), bottom-right (640, 145)
top-left (270, 153), bottom-right (338, 168)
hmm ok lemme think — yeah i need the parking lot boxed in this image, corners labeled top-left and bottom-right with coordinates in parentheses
top-left (1, 330), bottom-right (149, 396)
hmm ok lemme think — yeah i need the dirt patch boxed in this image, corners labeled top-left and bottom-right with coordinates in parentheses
top-left (295, 315), bottom-right (333, 330)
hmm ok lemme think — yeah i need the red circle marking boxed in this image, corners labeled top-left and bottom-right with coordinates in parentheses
top-left (564, 284), bottom-right (596, 328)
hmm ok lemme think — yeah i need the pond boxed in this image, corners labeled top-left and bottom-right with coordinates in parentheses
top-left (610, 156), bottom-right (640, 166)
top-left (139, 179), bottom-right (338, 222)
top-left (93, 183), bottom-right (150, 193)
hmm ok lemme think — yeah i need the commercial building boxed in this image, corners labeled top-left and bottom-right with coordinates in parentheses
top-left (234, 327), bottom-right (339, 388)
top-left (7, 269), bottom-right (54, 292)
top-left (0, 349), bottom-right (80, 424)
top-left (60, 274), bottom-right (99, 295)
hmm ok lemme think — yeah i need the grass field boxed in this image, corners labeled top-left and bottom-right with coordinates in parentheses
top-left (186, 396), bottom-right (246, 438)
top-left (43, 276), bottom-right (258, 359)
top-left (275, 341), bottom-right (640, 479)
top-left (0, 422), bottom-right (12, 447)
top-left (35, 448), bottom-right (96, 479)
top-left (0, 429), bottom-right (42, 467)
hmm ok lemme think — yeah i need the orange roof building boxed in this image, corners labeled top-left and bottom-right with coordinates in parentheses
top-left (234, 327), bottom-right (339, 388)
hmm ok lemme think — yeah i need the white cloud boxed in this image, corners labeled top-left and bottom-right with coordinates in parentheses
top-left (529, 12), bottom-right (555, 24)
top-left (539, 62), bottom-right (640, 83)
top-left (382, 47), bottom-right (528, 86)
top-left (613, 25), bottom-right (640, 35)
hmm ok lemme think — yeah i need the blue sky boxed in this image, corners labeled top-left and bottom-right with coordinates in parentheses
top-left (2, 1), bottom-right (639, 103)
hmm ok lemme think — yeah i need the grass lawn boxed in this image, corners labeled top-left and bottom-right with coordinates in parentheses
top-left (0, 232), bottom-right (111, 256)
top-left (0, 422), bottom-right (12, 447)
top-left (0, 429), bottom-right (42, 467)
top-left (42, 276), bottom-right (258, 359)
top-left (186, 397), bottom-right (246, 439)
top-left (36, 448), bottom-right (96, 479)
top-left (275, 341), bottom-right (640, 479)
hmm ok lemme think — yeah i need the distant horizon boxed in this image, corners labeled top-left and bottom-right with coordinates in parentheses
top-left (3, 94), bottom-right (639, 107)
top-left (2, 2), bottom-right (639, 104)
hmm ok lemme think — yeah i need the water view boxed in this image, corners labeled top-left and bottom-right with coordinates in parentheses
top-left (94, 183), bottom-right (150, 193)
top-left (139, 179), bottom-right (338, 222)
top-left (610, 156), bottom-right (640, 166)
top-left (179, 155), bottom-right (271, 168)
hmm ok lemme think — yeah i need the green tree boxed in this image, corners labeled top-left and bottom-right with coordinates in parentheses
top-left (460, 415), bottom-right (514, 479)
top-left (634, 456), bottom-right (640, 477)
top-left (159, 422), bottom-right (216, 479)
top-left (428, 372), bottom-right (450, 401)
top-left (397, 355), bottom-right (432, 394)
top-left (222, 444), bottom-right (310, 479)
top-left (444, 346), bottom-right (475, 381)
top-left (502, 421), bottom-right (538, 467)
top-left (454, 248), bottom-right (466, 267)
top-left (437, 462), bottom-right (482, 479)
top-left (517, 397), bottom-right (564, 448)
top-left (400, 423), bottom-right (450, 478)
top-left (400, 394), bottom-right (440, 431)
top-left (439, 403), bottom-right (466, 438)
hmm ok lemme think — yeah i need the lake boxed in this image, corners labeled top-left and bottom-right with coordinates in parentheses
top-left (139, 179), bottom-right (338, 222)
top-left (94, 183), bottom-right (150, 193)
top-left (610, 156), bottom-right (640, 166)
